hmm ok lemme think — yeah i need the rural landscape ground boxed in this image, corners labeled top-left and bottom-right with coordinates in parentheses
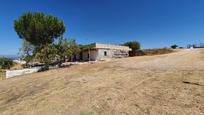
top-left (0, 49), bottom-right (203, 115)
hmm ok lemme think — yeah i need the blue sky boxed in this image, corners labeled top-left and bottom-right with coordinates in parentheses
top-left (0, 0), bottom-right (204, 55)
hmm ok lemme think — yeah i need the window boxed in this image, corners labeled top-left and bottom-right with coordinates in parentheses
top-left (104, 51), bottom-right (107, 56)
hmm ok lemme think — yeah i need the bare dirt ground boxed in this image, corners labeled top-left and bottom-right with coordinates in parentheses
top-left (0, 49), bottom-right (203, 115)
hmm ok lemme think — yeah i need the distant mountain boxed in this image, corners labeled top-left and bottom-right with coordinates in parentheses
top-left (0, 55), bottom-right (19, 59)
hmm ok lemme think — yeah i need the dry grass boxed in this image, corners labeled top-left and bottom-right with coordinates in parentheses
top-left (0, 49), bottom-right (204, 115)
top-left (143, 48), bottom-right (174, 56)
top-left (10, 63), bottom-right (24, 70)
top-left (0, 69), bottom-right (5, 80)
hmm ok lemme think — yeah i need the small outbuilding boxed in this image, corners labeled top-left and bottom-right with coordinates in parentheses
top-left (72, 43), bottom-right (131, 61)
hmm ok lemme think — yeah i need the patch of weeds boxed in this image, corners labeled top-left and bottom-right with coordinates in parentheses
top-left (0, 107), bottom-right (6, 113)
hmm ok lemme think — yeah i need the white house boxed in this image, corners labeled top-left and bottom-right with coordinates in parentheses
top-left (73, 43), bottom-right (131, 61)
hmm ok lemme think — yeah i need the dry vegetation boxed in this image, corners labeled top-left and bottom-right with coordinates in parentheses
top-left (10, 63), bottom-right (24, 70)
top-left (143, 48), bottom-right (174, 56)
top-left (0, 49), bottom-right (203, 115)
top-left (0, 63), bottom-right (23, 80)
top-left (0, 69), bottom-right (5, 80)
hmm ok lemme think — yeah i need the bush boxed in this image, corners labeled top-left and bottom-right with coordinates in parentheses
top-left (123, 41), bottom-right (140, 51)
top-left (129, 50), bottom-right (145, 57)
top-left (123, 41), bottom-right (141, 56)
top-left (171, 44), bottom-right (178, 49)
top-left (37, 65), bottom-right (49, 72)
top-left (143, 48), bottom-right (174, 56)
top-left (0, 58), bottom-right (14, 69)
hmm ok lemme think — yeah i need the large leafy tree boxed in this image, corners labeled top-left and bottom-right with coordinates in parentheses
top-left (68, 39), bottom-right (81, 56)
top-left (14, 12), bottom-right (66, 66)
top-left (14, 12), bottom-right (65, 47)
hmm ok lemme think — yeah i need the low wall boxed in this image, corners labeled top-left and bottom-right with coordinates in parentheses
top-left (6, 67), bottom-right (41, 78)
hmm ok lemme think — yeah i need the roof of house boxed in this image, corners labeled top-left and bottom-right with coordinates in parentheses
top-left (94, 43), bottom-right (131, 51)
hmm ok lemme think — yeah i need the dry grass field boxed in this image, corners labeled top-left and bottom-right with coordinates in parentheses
top-left (143, 48), bottom-right (174, 56)
top-left (0, 49), bottom-right (203, 115)
top-left (0, 70), bottom-right (5, 80)
top-left (10, 63), bottom-right (24, 70)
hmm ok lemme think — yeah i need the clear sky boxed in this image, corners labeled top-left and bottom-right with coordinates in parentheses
top-left (0, 0), bottom-right (204, 55)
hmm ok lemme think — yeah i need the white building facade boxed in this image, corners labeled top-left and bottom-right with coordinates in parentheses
top-left (73, 43), bottom-right (131, 61)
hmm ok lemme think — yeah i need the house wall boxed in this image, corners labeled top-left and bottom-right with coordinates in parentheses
top-left (97, 49), bottom-right (112, 60)
top-left (79, 49), bottom-right (114, 61)
top-left (96, 49), bottom-right (129, 60)
top-left (82, 50), bottom-right (98, 61)
top-left (111, 49), bottom-right (129, 58)
top-left (74, 48), bottom-right (129, 61)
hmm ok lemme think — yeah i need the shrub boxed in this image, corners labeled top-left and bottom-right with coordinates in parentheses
top-left (37, 65), bottom-right (49, 72)
top-left (143, 48), bottom-right (174, 56)
top-left (0, 58), bottom-right (14, 69)
top-left (123, 41), bottom-right (140, 51)
top-left (171, 44), bottom-right (178, 49)
top-left (129, 50), bottom-right (145, 57)
top-left (123, 41), bottom-right (141, 56)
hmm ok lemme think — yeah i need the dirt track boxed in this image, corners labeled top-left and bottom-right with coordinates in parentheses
top-left (0, 49), bottom-right (204, 115)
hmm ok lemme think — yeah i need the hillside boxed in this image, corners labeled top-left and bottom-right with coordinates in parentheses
top-left (0, 49), bottom-right (203, 115)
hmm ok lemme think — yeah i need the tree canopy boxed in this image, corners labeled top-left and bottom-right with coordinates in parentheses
top-left (14, 12), bottom-right (69, 67)
top-left (35, 44), bottom-right (58, 64)
top-left (123, 41), bottom-right (140, 51)
top-left (14, 12), bottom-right (65, 47)
top-left (55, 38), bottom-right (81, 62)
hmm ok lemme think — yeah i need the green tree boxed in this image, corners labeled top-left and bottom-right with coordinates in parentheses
top-left (18, 40), bottom-right (35, 65)
top-left (14, 12), bottom-right (66, 66)
top-left (56, 38), bottom-right (71, 62)
top-left (68, 39), bottom-right (81, 56)
top-left (14, 12), bottom-right (65, 48)
top-left (35, 44), bottom-right (58, 65)
top-left (56, 38), bottom-right (80, 62)
top-left (123, 41), bottom-right (140, 51)
top-left (0, 58), bottom-right (14, 69)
